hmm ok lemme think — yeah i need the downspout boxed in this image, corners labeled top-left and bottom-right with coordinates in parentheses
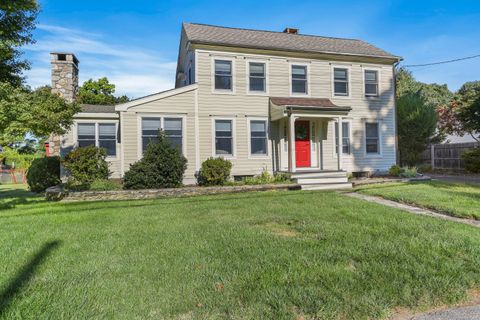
top-left (393, 58), bottom-right (402, 165)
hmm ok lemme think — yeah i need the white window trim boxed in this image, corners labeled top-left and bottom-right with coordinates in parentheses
top-left (74, 120), bottom-right (119, 159)
top-left (289, 62), bottom-right (310, 97)
top-left (364, 120), bottom-right (383, 158)
top-left (247, 117), bottom-right (270, 159)
top-left (331, 64), bottom-right (352, 99)
top-left (136, 113), bottom-right (187, 160)
top-left (211, 56), bottom-right (236, 95)
top-left (362, 66), bottom-right (381, 98)
top-left (332, 119), bottom-right (353, 158)
top-left (245, 59), bottom-right (269, 96)
top-left (211, 117), bottom-right (236, 159)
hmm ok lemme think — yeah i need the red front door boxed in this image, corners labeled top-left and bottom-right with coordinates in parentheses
top-left (295, 120), bottom-right (311, 168)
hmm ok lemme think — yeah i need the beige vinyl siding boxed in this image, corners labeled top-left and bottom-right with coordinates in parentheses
top-left (195, 49), bottom-right (396, 174)
top-left (120, 89), bottom-right (197, 184)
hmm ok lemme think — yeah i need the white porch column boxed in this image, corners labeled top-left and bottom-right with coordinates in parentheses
top-left (337, 116), bottom-right (343, 171)
top-left (288, 115), bottom-right (296, 172)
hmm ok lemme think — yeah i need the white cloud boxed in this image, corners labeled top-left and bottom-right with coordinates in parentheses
top-left (23, 24), bottom-right (176, 98)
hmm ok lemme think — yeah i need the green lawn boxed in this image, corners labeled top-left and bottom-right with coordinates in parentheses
top-left (356, 180), bottom-right (480, 220)
top-left (0, 185), bottom-right (479, 319)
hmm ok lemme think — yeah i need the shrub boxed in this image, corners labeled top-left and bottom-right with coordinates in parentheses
top-left (462, 148), bottom-right (480, 173)
top-left (388, 165), bottom-right (404, 177)
top-left (417, 163), bottom-right (432, 174)
top-left (124, 132), bottom-right (187, 189)
top-left (26, 156), bottom-right (61, 192)
top-left (244, 171), bottom-right (291, 185)
top-left (196, 157), bottom-right (232, 186)
top-left (62, 146), bottom-right (109, 185)
top-left (400, 167), bottom-right (418, 178)
top-left (89, 179), bottom-right (122, 191)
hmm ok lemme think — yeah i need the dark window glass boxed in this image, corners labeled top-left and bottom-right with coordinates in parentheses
top-left (365, 70), bottom-right (378, 96)
top-left (292, 65), bottom-right (307, 94)
top-left (334, 68), bottom-right (349, 96)
top-left (365, 122), bottom-right (379, 154)
top-left (215, 120), bottom-right (233, 155)
top-left (335, 122), bottom-right (350, 154)
top-left (214, 60), bottom-right (232, 90)
top-left (77, 123), bottom-right (96, 148)
top-left (249, 62), bottom-right (266, 92)
top-left (164, 118), bottom-right (183, 152)
top-left (142, 117), bottom-right (161, 153)
top-left (250, 120), bottom-right (267, 155)
top-left (99, 123), bottom-right (116, 156)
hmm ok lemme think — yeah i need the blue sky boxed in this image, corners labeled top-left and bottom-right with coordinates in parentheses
top-left (23, 0), bottom-right (480, 98)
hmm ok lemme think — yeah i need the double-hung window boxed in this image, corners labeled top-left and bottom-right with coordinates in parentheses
top-left (77, 123), bottom-right (117, 156)
top-left (364, 70), bottom-right (379, 96)
top-left (214, 59), bottom-right (232, 91)
top-left (248, 62), bottom-right (266, 92)
top-left (141, 117), bottom-right (183, 154)
top-left (333, 68), bottom-right (349, 96)
top-left (291, 65), bottom-right (308, 94)
top-left (335, 122), bottom-right (350, 155)
top-left (250, 120), bottom-right (267, 156)
top-left (215, 120), bottom-right (233, 156)
top-left (365, 122), bottom-right (380, 154)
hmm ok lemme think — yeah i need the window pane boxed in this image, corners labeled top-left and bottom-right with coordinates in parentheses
top-left (216, 138), bottom-right (232, 155)
top-left (250, 121), bottom-right (267, 155)
top-left (215, 75), bottom-right (232, 90)
top-left (99, 124), bottom-right (116, 139)
top-left (292, 65), bottom-right (306, 79)
top-left (335, 122), bottom-right (350, 154)
top-left (99, 140), bottom-right (116, 156)
top-left (251, 138), bottom-right (267, 155)
top-left (365, 83), bottom-right (378, 95)
top-left (365, 70), bottom-right (377, 81)
top-left (334, 68), bottom-right (348, 80)
top-left (366, 123), bottom-right (379, 138)
top-left (142, 118), bottom-right (161, 134)
top-left (366, 140), bottom-right (378, 153)
top-left (164, 118), bottom-right (182, 152)
top-left (292, 79), bottom-right (307, 93)
top-left (215, 60), bottom-right (231, 74)
top-left (78, 140), bottom-right (95, 148)
top-left (251, 121), bottom-right (266, 135)
top-left (249, 63), bottom-right (265, 77)
top-left (78, 123), bottom-right (95, 140)
top-left (215, 120), bottom-right (232, 133)
top-left (215, 120), bottom-right (233, 155)
top-left (334, 82), bottom-right (348, 95)
top-left (249, 77), bottom-right (265, 92)
top-left (142, 137), bottom-right (158, 153)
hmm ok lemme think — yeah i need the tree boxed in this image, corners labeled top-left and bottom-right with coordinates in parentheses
top-left (0, 83), bottom-right (80, 144)
top-left (397, 93), bottom-right (437, 166)
top-left (77, 77), bottom-right (129, 105)
top-left (0, 0), bottom-right (39, 86)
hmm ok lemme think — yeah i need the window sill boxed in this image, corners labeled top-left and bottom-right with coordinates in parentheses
top-left (246, 91), bottom-right (269, 96)
top-left (212, 89), bottom-right (235, 95)
top-left (248, 155), bottom-right (270, 160)
top-left (332, 94), bottom-right (351, 99)
top-left (365, 153), bottom-right (383, 159)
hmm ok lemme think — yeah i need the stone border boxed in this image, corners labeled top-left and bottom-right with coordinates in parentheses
top-left (351, 175), bottom-right (431, 187)
top-left (46, 184), bottom-right (300, 201)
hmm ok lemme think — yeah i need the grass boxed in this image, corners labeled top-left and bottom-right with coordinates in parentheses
top-left (356, 180), bottom-right (480, 220)
top-left (0, 185), bottom-right (479, 319)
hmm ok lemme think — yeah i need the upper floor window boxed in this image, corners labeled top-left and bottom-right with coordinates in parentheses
top-left (214, 59), bottom-right (232, 91)
top-left (141, 117), bottom-right (183, 154)
top-left (365, 122), bottom-right (380, 154)
top-left (250, 120), bottom-right (267, 155)
top-left (291, 65), bottom-right (308, 94)
top-left (77, 122), bottom-right (117, 156)
top-left (364, 70), bottom-right (379, 96)
top-left (248, 62), bottom-right (266, 92)
top-left (215, 120), bottom-right (233, 156)
top-left (334, 68), bottom-right (349, 96)
top-left (335, 122), bottom-right (350, 155)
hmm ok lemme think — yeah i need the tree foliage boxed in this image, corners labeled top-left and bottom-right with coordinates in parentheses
top-left (77, 77), bottom-right (129, 105)
top-left (397, 93), bottom-right (437, 166)
top-left (0, 0), bottom-right (39, 86)
top-left (0, 83), bottom-right (80, 144)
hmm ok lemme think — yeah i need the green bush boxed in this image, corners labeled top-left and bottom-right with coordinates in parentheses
top-left (124, 132), bottom-right (187, 189)
top-left (417, 163), bottom-right (432, 173)
top-left (462, 148), bottom-right (480, 173)
top-left (62, 146), bottom-right (110, 185)
top-left (400, 167), bottom-right (418, 178)
top-left (89, 179), bottom-right (122, 191)
top-left (244, 171), bottom-right (291, 185)
top-left (388, 165), bottom-right (404, 177)
top-left (196, 157), bottom-right (232, 186)
top-left (26, 156), bottom-right (61, 192)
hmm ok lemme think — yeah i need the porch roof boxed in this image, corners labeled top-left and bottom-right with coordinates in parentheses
top-left (269, 97), bottom-right (351, 120)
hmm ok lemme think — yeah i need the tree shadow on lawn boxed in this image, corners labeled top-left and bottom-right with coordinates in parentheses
top-left (0, 240), bottom-right (61, 316)
top-left (0, 187), bottom-right (45, 211)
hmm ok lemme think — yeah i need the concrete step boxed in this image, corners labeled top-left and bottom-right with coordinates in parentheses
top-left (301, 182), bottom-right (353, 191)
top-left (290, 171), bottom-right (347, 179)
top-left (295, 177), bottom-right (349, 184)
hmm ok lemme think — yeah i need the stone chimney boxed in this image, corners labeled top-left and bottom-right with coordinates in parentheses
top-left (50, 53), bottom-right (79, 103)
top-left (49, 53), bottom-right (79, 156)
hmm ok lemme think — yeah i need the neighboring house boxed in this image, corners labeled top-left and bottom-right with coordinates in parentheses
top-left (50, 23), bottom-right (401, 189)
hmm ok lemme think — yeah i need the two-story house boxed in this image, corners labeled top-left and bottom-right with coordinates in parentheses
top-left (52, 23), bottom-right (401, 189)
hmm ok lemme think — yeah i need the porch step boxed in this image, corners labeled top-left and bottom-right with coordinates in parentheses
top-left (288, 170), bottom-right (352, 191)
top-left (301, 182), bottom-right (353, 191)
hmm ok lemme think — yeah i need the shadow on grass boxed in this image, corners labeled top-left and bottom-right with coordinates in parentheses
top-left (0, 240), bottom-right (61, 316)
top-left (0, 187), bottom-right (45, 211)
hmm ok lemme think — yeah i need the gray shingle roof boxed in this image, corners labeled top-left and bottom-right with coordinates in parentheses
top-left (80, 104), bottom-right (116, 113)
top-left (183, 23), bottom-right (400, 60)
